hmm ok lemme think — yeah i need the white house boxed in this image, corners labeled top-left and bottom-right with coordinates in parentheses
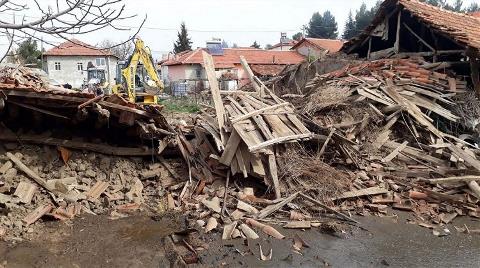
top-left (42, 39), bottom-right (118, 88)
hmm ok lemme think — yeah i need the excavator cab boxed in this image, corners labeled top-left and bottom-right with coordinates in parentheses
top-left (112, 38), bottom-right (164, 104)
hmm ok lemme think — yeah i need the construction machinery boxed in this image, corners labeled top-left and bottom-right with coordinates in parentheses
top-left (112, 38), bottom-right (164, 104)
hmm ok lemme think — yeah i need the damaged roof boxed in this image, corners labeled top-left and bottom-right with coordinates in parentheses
top-left (162, 48), bottom-right (305, 68)
top-left (292, 38), bottom-right (344, 53)
top-left (43, 39), bottom-right (116, 57)
top-left (343, 0), bottom-right (480, 52)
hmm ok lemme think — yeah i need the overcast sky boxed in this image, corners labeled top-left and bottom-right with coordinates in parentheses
top-left (1, 0), bottom-right (477, 59)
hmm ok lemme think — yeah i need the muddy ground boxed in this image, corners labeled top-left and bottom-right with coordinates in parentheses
top-left (1, 211), bottom-right (479, 268)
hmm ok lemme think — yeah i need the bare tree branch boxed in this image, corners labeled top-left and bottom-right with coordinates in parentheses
top-left (0, 0), bottom-right (142, 62)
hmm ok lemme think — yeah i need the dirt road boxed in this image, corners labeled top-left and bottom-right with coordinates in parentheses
top-left (1, 213), bottom-right (479, 267)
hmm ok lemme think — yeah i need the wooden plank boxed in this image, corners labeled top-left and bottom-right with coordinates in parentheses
top-left (6, 152), bottom-right (56, 193)
top-left (240, 56), bottom-right (262, 94)
top-left (236, 97), bottom-right (276, 140)
top-left (394, 10), bottom-right (401, 53)
top-left (202, 51), bottom-right (226, 144)
top-left (333, 187), bottom-right (388, 200)
top-left (267, 154), bottom-right (281, 199)
top-left (382, 141), bottom-right (408, 163)
top-left (231, 102), bottom-right (290, 124)
top-left (3, 89), bottom-right (89, 103)
top-left (257, 192), bottom-right (299, 219)
top-left (382, 81), bottom-right (444, 138)
top-left (241, 95), bottom-right (296, 138)
top-left (0, 132), bottom-right (163, 156)
top-left (249, 133), bottom-right (313, 152)
top-left (8, 100), bottom-right (69, 119)
top-left (449, 144), bottom-right (480, 171)
top-left (384, 141), bottom-right (446, 166)
top-left (236, 148), bottom-right (248, 178)
top-left (299, 193), bottom-right (360, 224)
top-left (428, 176), bottom-right (480, 184)
top-left (403, 23), bottom-right (435, 52)
top-left (251, 153), bottom-right (266, 176)
top-left (219, 130), bottom-right (241, 166)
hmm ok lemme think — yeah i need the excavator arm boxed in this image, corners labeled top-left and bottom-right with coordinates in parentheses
top-left (121, 38), bottom-right (164, 104)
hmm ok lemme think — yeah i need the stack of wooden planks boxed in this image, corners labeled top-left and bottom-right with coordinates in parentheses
top-left (182, 52), bottom-right (313, 199)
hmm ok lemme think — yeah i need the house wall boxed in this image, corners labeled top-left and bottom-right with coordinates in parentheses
top-left (44, 55), bottom-right (118, 88)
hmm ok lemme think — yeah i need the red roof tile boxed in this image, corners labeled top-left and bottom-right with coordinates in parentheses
top-left (343, 0), bottom-right (480, 51)
top-left (292, 38), bottom-right (344, 53)
top-left (470, 11), bottom-right (480, 18)
top-left (163, 48), bottom-right (305, 67)
top-left (43, 39), bottom-right (116, 57)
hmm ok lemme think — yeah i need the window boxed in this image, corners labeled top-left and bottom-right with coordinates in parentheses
top-left (95, 58), bottom-right (106, 66)
top-left (54, 62), bottom-right (61, 70)
top-left (77, 62), bottom-right (83, 71)
top-left (196, 68), bottom-right (201, 79)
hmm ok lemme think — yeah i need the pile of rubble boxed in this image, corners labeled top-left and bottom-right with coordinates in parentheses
top-left (271, 57), bottom-right (480, 233)
top-left (0, 144), bottom-right (186, 241)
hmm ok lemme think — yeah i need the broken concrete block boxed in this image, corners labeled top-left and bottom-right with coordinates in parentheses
top-left (0, 161), bottom-right (12, 174)
top-left (85, 169), bottom-right (96, 178)
top-left (14, 182), bottom-right (37, 204)
top-left (3, 168), bottom-right (17, 181)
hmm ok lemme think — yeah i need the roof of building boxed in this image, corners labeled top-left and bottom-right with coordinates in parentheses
top-left (291, 38), bottom-right (344, 53)
top-left (471, 11), bottom-right (480, 18)
top-left (269, 40), bottom-right (298, 50)
top-left (250, 64), bottom-right (286, 76)
top-left (162, 48), bottom-right (305, 68)
top-left (343, 0), bottom-right (480, 51)
top-left (43, 39), bottom-right (116, 57)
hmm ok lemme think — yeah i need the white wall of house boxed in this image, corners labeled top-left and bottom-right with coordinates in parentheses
top-left (44, 55), bottom-right (118, 88)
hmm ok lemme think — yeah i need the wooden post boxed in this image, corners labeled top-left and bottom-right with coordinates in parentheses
top-left (394, 10), bottom-right (401, 54)
top-left (202, 51), bottom-right (227, 144)
top-left (471, 56), bottom-right (480, 98)
top-left (367, 37), bottom-right (372, 60)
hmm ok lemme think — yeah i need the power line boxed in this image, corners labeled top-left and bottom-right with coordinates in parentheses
top-left (2, 12), bottom-right (300, 33)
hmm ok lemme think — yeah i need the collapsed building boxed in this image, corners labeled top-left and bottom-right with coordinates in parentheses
top-left (342, 0), bottom-right (480, 95)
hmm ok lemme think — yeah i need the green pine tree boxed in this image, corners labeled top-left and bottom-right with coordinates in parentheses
top-left (173, 22), bottom-right (192, 54)
top-left (307, 11), bottom-right (338, 39)
top-left (343, 10), bottom-right (357, 39)
top-left (292, 32), bottom-right (303, 41)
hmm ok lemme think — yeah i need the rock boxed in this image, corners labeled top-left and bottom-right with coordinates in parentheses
top-left (3, 168), bottom-right (17, 181)
top-left (77, 163), bottom-right (86, 172)
top-left (0, 161), bottom-right (13, 175)
top-left (85, 169), bottom-right (96, 178)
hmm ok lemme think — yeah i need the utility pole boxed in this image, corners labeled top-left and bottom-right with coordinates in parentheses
top-left (301, 25), bottom-right (307, 38)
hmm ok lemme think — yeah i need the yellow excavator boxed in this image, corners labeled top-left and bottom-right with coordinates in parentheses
top-left (112, 38), bottom-right (164, 104)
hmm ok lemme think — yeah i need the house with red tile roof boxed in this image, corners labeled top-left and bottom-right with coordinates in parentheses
top-left (42, 39), bottom-right (118, 88)
top-left (269, 39), bottom-right (298, 51)
top-left (161, 46), bottom-right (305, 90)
top-left (291, 38), bottom-right (344, 59)
top-left (342, 0), bottom-right (480, 94)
